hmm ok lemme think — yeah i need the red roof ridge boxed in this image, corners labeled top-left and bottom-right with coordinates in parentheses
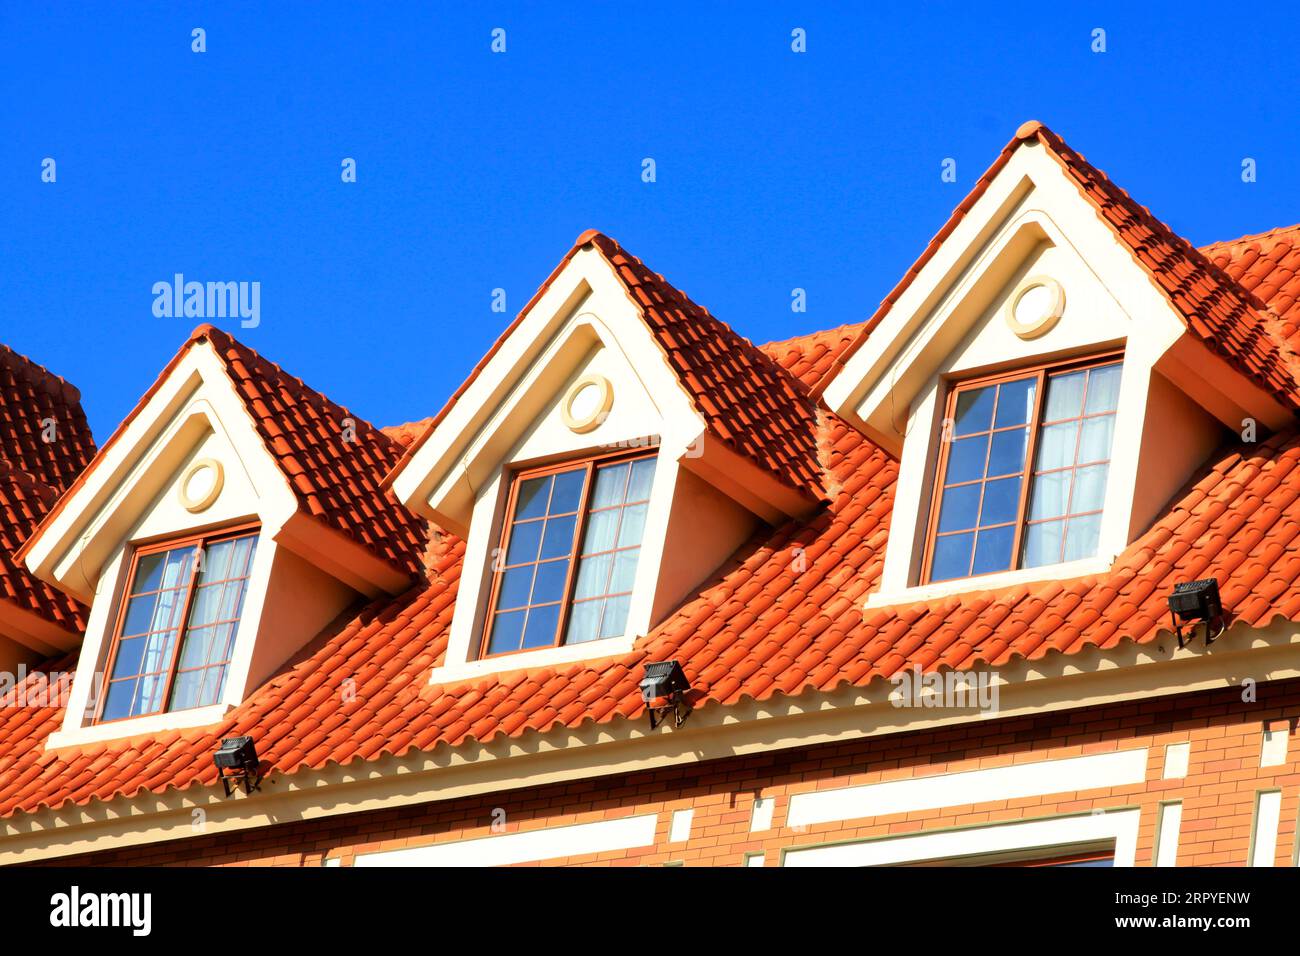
top-left (1200, 222), bottom-right (1300, 254)
top-left (0, 341), bottom-right (83, 407)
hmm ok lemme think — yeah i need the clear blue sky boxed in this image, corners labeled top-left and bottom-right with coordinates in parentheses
top-left (3, 3), bottom-right (1298, 441)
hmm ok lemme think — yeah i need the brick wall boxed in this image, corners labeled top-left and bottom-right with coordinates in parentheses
top-left (44, 678), bottom-right (1300, 867)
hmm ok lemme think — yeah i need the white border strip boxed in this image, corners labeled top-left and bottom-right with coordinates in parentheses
top-left (1154, 801), bottom-right (1182, 866)
top-left (783, 809), bottom-right (1141, 867)
top-left (354, 813), bottom-right (659, 867)
top-left (787, 749), bottom-right (1148, 827)
top-left (1250, 791), bottom-right (1282, 867)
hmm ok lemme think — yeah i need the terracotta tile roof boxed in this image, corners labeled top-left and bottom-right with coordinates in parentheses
top-left (0, 462), bottom-right (86, 634)
top-left (0, 343), bottom-right (95, 492)
top-left (381, 417), bottom-right (436, 449)
top-left (201, 327), bottom-right (427, 577)
top-left (7, 325), bottom-right (1300, 817)
top-left (18, 325), bottom-right (426, 580)
top-left (1202, 224), bottom-right (1300, 347)
top-left (822, 122), bottom-right (1300, 411)
top-left (388, 231), bottom-right (824, 500)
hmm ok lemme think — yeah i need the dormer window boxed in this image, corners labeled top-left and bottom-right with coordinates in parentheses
top-left (98, 526), bottom-right (258, 722)
top-left (484, 452), bottom-right (656, 657)
top-left (924, 355), bottom-right (1122, 583)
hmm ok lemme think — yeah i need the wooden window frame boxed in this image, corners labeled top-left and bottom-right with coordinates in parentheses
top-left (479, 447), bottom-right (657, 660)
top-left (920, 351), bottom-right (1123, 585)
top-left (94, 521), bottom-right (260, 725)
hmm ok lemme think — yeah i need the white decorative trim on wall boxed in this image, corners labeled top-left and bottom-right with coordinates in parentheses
top-left (1250, 790), bottom-right (1282, 867)
top-left (786, 748), bottom-right (1149, 828)
top-left (669, 809), bottom-right (694, 843)
top-left (353, 813), bottom-right (659, 867)
top-left (1261, 728), bottom-right (1288, 768)
top-left (783, 809), bottom-right (1142, 867)
top-left (1163, 741), bottom-right (1191, 779)
top-left (750, 796), bottom-right (774, 832)
top-left (1155, 801), bottom-right (1182, 867)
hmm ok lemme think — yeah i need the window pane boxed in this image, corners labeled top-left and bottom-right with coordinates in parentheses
top-left (946, 435), bottom-right (989, 484)
top-left (600, 595), bottom-right (631, 638)
top-left (610, 548), bottom-right (640, 593)
top-left (177, 625), bottom-right (220, 670)
top-left (101, 679), bottom-right (139, 722)
top-left (161, 548), bottom-right (194, 589)
top-left (953, 386), bottom-right (995, 435)
top-left (1028, 470), bottom-right (1071, 521)
top-left (539, 515), bottom-right (577, 560)
top-left (565, 599), bottom-right (603, 644)
top-left (530, 559), bottom-right (570, 605)
top-left (188, 584), bottom-right (223, 628)
top-left (590, 463), bottom-right (630, 509)
top-left (170, 670), bottom-right (204, 711)
top-left (987, 427), bottom-right (1028, 477)
top-left (1084, 363), bottom-right (1123, 413)
top-left (204, 539), bottom-right (236, 581)
top-left (497, 566), bottom-right (533, 609)
top-left (574, 552), bottom-right (614, 599)
top-left (581, 508), bottom-right (620, 553)
top-left (1035, 421), bottom-right (1078, 472)
top-left (1044, 370), bottom-right (1086, 420)
top-left (549, 469), bottom-right (586, 514)
top-left (1022, 520), bottom-right (1064, 568)
top-left (522, 603), bottom-right (561, 649)
top-left (979, 476), bottom-right (1021, 527)
top-left (617, 503), bottom-right (648, 548)
top-left (994, 377), bottom-right (1036, 428)
top-left (972, 525), bottom-right (1015, 575)
top-left (1071, 464), bottom-right (1109, 513)
top-left (937, 484), bottom-right (980, 533)
top-left (515, 476), bottom-right (551, 520)
top-left (110, 637), bottom-right (145, 680)
top-left (504, 519), bottom-right (543, 565)
top-left (134, 552), bottom-right (166, 593)
top-left (1064, 513), bottom-right (1103, 561)
top-left (1078, 415), bottom-right (1116, 464)
top-left (486, 609), bottom-right (525, 655)
top-left (122, 594), bottom-right (158, 637)
top-left (931, 533), bottom-right (974, 581)
top-left (627, 457), bottom-right (656, 502)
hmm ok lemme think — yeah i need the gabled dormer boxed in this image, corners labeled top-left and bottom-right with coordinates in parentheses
top-left (387, 231), bottom-right (822, 680)
top-left (19, 325), bottom-right (425, 746)
top-left (821, 121), bottom-right (1298, 605)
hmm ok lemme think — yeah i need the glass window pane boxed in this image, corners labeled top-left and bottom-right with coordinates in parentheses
top-left (564, 599), bottom-right (603, 645)
top-left (1078, 414), bottom-right (1116, 464)
top-left (937, 484), bottom-right (980, 534)
top-left (1084, 364), bottom-right (1123, 414)
top-left (979, 476), bottom-right (1022, 527)
top-left (177, 625), bottom-right (219, 671)
top-left (627, 458), bottom-right (656, 502)
top-left (109, 637), bottom-right (145, 680)
top-left (591, 463), bottom-right (630, 510)
top-left (600, 595), bottom-right (631, 638)
top-left (101, 679), bottom-right (139, 722)
top-left (515, 476), bottom-right (551, 520)
top-left (134, 553), bottom-right (166, 593)
top-left (140, 630), bottom-right (175, 674)
top-left (504, 519), bottom-right (543, 565)
top-left (972, 525), bottom-right (1015, 575)
top-left (1022, 520), bottom-right (1064, 568)
top-left (497, 566), bottom-right (534, 610)
top-left (1064, 513), bottom-right (1103, 561)
top-left (994, 377), bottom-right (1037, 428)
top-left (946, 435), bottom-right (989, 484)
top-left (188, 584), bottom-right (223, 628)
top-left (486, 609), bottom-right (526, 655)
top-left (581, 508), bottom-right (620, 553)
top-left (987, 428), bottom-right (1028, 478)
top-left (1035, 422), bottom-right (1079, 472)
top-left (230, 536), bottom-right (255, 578)
top-left (953, 386), bottom-right (995, 435)
top-left (574, 552), bottom-right (613, 600)
top-left (1028, 470), bottom-right (1071, 521)
top-left (1072, 464), bottom-right (1109, 513)
top-left (549, 469), bottom-right (586, 514)
top-left (931, 533), bottom-right (974, 582)
top-left (1044, 370), bottom-right (1086, 421)
top-left (522, 603), bottom-right (561, 649)
top-left (539, 515), bottom-right (577, 560)
top-left (617, 503), bottom-right (649, 549)
top-left (162, 548), bottom-right (194, 590)
top-left (610, 548), bottom-right (640, 594)
top-left (530, 559), bottom-right (570, 605)
top-left (122, 594), bottom-right (158, 637)
top-left (170, 670), bottom-right (203, 711)
top-left (203, 539), bottom-right (235, 581)
top-left (138, 673), bottom-right (168, 714)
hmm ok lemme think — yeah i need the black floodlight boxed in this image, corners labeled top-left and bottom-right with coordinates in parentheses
top-left (213, 735), bottom-right (262, 797)
top-left (1168, 578), bottom-right (1225, 649)
top-left (639, 660), bottom-right (692, 730)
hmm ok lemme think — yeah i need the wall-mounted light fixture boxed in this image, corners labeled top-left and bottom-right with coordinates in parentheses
top-left (213, 735), bottom-right (262, 797)
top-left (1167, 578), bottom-right (1225, 649)
top-left (639, 660), bottom-right (692, 730)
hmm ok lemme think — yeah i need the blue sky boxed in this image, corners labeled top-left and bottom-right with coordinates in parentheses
top-left (3, 3), bottom-right (1299, 441)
